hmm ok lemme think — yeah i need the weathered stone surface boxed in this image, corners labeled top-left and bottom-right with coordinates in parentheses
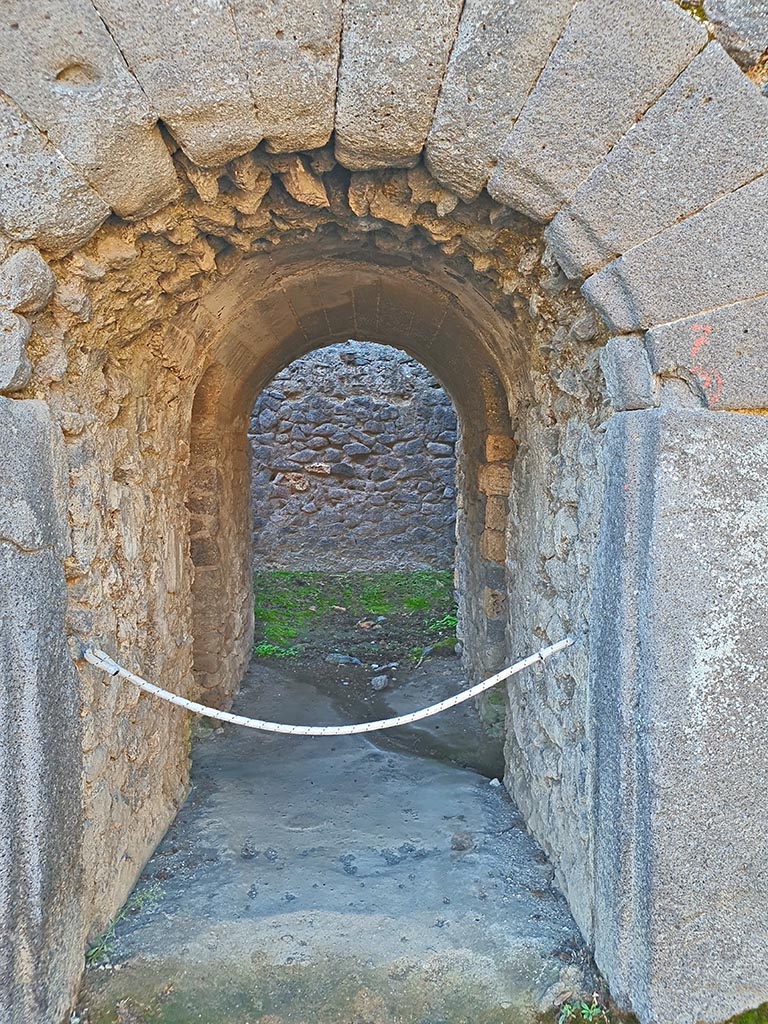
top-left (590, 407), bottom-right (768, 1023)
top-left (546, 43), bottom-right (768, 278)
top-left (704, 0), bottom-right (768, 69)
top-left (478, 463), bottom-right (512, 496)
top-left (231, 0), bottom-right (342, 152)
top-left (583, 173), bottom-right (768, 332)
top-left (0, 544), bottom-right (83, 1024)
top-left (0, 247), bottom-right (55, 313)
top-left (599, 335), bottom-right (658, 411)
top-left (93, 0), bottom-right (261, 166)
top-left (645, 294), bottom-right (768, 410)
top-left (278, 156), bottom-right (330, 208)
top-left (0, 96), bottom-right (109, 255)
top-left (0, 311), bottom-right (32, 393)
top-left (425, 0), bottom-right (574, 201)
top-left (0, 0), bottom-right (179, 216)
top-left (0, 398), bottom-right (69, 555)
top-left (487, 0), bottom-right (707, 221)
top-left (335, 0), bottom-right (464, 170)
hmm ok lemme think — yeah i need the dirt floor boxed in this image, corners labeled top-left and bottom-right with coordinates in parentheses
top-left (75, 647), bottom-right (600, 1024)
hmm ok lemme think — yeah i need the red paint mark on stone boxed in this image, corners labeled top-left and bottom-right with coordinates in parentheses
top-left (689, 323), bottom-right (722, 405)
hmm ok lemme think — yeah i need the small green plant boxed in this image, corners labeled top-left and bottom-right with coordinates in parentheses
top-left (427, 612), bottom-right (458, 633)
top-left (254, 641), bottom-right (300, 659)
top-left (85, 881), bottom-right (164, 967)
top-left (558, 996), bottom-right (610, 1024)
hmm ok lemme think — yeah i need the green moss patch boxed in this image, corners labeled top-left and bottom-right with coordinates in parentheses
top-left (252, 570), bottom-right (457, 665)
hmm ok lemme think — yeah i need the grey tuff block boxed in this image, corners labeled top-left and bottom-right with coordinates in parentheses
top-left (0, 96), bottom-right (108, 255)
top-left (335, 0), bottom-right (464, 170)
top-left (583, 173), bottom-right (768, 332)
top-left (0, 0), bottom-right (179, 217)
top-left (231, 0), bottom-right (343, 154)
top-left (547, 43), bottom-right (768, 279)
top-left (645, 294), bottom-right (768, 410)
top-left (487, 0), bottom-right (707, 222)
top-left (93, 0), bottom-right (262, 167)
top-left (591, 407), bottom-right (768, 1024)
top-left (599, 335), bottom-right (659, 411)
top-left (425, 0), bottom-right (574, 202)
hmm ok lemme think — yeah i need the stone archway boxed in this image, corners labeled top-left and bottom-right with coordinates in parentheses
top-left (1, 3), bottom-right (767, 1023)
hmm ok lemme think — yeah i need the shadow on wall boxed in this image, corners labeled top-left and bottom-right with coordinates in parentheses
top-left (249, 341), bottom-right (458, 571)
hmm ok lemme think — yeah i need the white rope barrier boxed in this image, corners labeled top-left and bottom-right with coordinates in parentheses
top-left (83, 637), bottom-right (574, 738)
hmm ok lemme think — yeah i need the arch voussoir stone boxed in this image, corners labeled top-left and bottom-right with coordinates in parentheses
top-left (583, 172), bottom-right (768, 332)
top-left (230, 0), bottom-right (343, 154)
top-left (0, 96), bottom-right (109, 256)
top-left (546, 42), bottom-right (768, 280)
top-left (424, 0), bottom-right (575, 202)
top-left (486, 0), bottom-right (707, 222)
top-left (0, 0), bottom-right (179, 217)
top-left (334, 0), bottom-right (464, 170)
top-left (645, 294), bottom-right (768, 409)
top-left (91, 0), bottom-right (262, 167)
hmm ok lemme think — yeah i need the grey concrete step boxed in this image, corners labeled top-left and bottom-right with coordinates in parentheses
top-left (0, 0), bottom-right (178, 217)
top-left (425, 0), bottom-right (575, 202)
top-left (93, 0), bottom-right (262, 167)
top-left (547, 43), bottom-right (768, 279)
top-left (0, 96), bottom-right (108, 255)
top-left (335, 0), bottom-right (464, 170)
top-left (487, 0), bottom-right (707, 222)
top-left (583, 173), bottom-right (768, 332)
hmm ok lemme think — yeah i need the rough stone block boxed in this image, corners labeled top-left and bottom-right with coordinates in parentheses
top-left (704, 0), bottom-right (768, 68)
top-left (485, 434), bottom-right (517, 462)
top-left (590, 407), bottom-right (768, 1024)
top-left (335, 0), bottom-right (464, 170)
top-left (92, 0), bottom-right (262, 166)
top-left (599, 335), bottom-right (659, 411)
top-left (645, 294), bottom-right (768, 410)
top-left (0, 398), bottom-right (69, 555)
top-left (487, 0), bottom-right (706, 221)
top-left (480, 528), bottom-right (505, 563)
top-left (0, 545), bottom-right (84, 1024)
top-left (231, 0), bottom-right (342, 153)
top-left (0, 0), bottom-right (179, 217)
top-left (478, 463), bottom-right (512, 496)
top-left (484, 496), bottom-right (507, 532)
top-left (0, 311), bottom-right (32, 394)
top-left (0, 247), bottom-right (55, 313)
top-left (546, 44), bottom-right (768, 278)
top-left (583, 173), bottom-right (768, 332)
top-left (0, 96), bottom-right (108, 255)
top-left (425, 0), bottom-right (574, 201)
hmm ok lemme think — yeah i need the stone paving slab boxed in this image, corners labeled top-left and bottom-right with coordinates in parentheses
top-left (425, 0), bottom-right (574, 202)
top-left (93, 0), bottom-right (261, 167)
top-left (546, 43), bottom-right (768, 279)
top-left (76, 660), bottom-right (594, 1022)
top-left (645, 294), bottom-right (768, 410)
top-left (0, 0), bottom-right (178, 217)
top-left (335, 0), bottom-right (464, 170)
top-left (0, 96), bottom-right (109, 255)
top-left (487, 0), bottom-right (707, 222)
top-left (231, 0), bottom-right (342, 153)
top-left (583, 173), bottom-right (768, 332)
